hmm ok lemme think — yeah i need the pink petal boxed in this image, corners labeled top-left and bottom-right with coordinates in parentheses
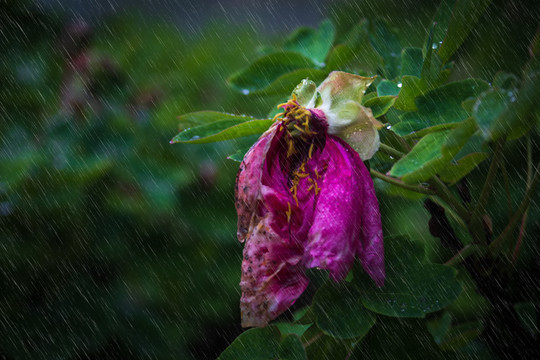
top-left (305, 136), bottom-right (385, 285)
top-left (336, 136), bottom-right (386, 286)
top-left (304, 136), bottom-right (361, 281)
top-left (238, 125), bottom-right (312, 327)
top-left (235, 123), bottom-right (279, 242)
top-left (240, 214), bottom-right (309, 328)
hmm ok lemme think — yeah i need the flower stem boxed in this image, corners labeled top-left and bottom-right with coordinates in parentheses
top-left (428, 176), bottom-right (470, 222)
top-left (428, 196), bottom-right (467, 230)
top-left (490, 161), bottom-right (540, 254)
top-left (445, 244), bottom-right (484, 266)
top-left (377, 143), bottom-right (468, 221)
top-left (512, 135), bottom-right (533, 263)
top-left (370, 169), bottom-right (435, 195)
top-left (470, 139), bottom-right (505, 224)
top-left (379, 143), bottom-right (405, 159)
top-left (500, 158), bottom-right (513, 220)
top-left (303, 331), bottom-right (323, 348)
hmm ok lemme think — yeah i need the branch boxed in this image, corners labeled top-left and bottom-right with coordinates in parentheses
top-left (445, 244), bottom-right (483, 266)
top-left (512, 135), bottom-right (534, 262)
top-left (490, 161), bottom-right (540, 254)
top-left (379, 143), bottom-right (405, 159)
top-left (370, 169), bottom-right (435, 195)
top-left (470, 138), bottom-right (505, 222)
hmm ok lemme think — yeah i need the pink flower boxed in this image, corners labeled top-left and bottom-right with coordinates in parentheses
top-left (236, 71), bottom-right (385, 328)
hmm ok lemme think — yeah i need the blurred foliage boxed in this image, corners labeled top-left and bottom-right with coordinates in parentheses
top-left (1, 0), bottom-right (539, 359)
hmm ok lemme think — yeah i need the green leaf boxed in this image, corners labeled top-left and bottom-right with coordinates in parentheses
top-left (171, 118), bottom-right (272, 144)
top-left (389, 131), bottom-right (451, 183)
top-left (427, 311), bottom-right (452, 344)
top-left (393, 79), bottom-right (490, 135)
top-left (439, 321), bottom-right (483, 351)
top-left (177, 111), bottom-right (260, 129)
top-left (274, 323), bottom-right (312, 337)
top-left (438, 152), bottom-right (488, 184)
top-left (389, 120), bottom-right (479, 184)
top-left (350, 318), bottom-right (442, 359)
top-left (228, 52), bottom-right (316, 93)
top-left (413, 78), bottom-right (489, 120)
top-left (325, 44), bottom-right (357, 70)
top-left (393, 76), bottom-right (424, 111)
top-left (423, 0), bottom-right (453, 57)
top-left (437, 0), bottom-right (493, 63)
top-left (361, 265), bottom-right (461, 317)
top-left (368, 20), bottom-right (402, 79)
top-left (492, 71), bottom-right (519, 90)
top-left (359, 236), bottom-right (462, 317)
top-left (227, 145), bottom-right (252, 162)
top-left (420, 50), bottom-right (443, 87)
top-left (363, 95), bottom-right (396, 118)
top-left (487, 71), bottom-right (540, 141)
top-left (400, 47), bottom-right (423, 78)
top-left (218, 327), bottom-right (281, 360)
top-left (277, 335), bottom-right (307, 360)
top-left (304, 333), bottom-right (353, 359)
top-left (514, 302), bottom-right (538, 336)
top-left (313, 281), bottom-right (376, 339)
top-left (284, 19), bottom-right (335, 66)
top-left (398, 123), bottom-right (460, 139)
top-left (441, 117), bottom-right (478, 156)
top-left (472, 89), bottom-right (511, 138)
top-left (376, 80), bottom-right (400, 96)
top-left (252, 68), bottom-right (328, 97)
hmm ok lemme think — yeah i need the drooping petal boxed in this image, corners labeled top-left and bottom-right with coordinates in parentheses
top-left (235, 123), bottom-right (279, 242)
top-left (339, 136), bottom-right (385, 287)
top-left (304, 136), bottom-right (361, 281)
top-left (240, 213), bottom-right (308, 328)
top-left (239, 124), bottom-right (315, 328)
top-left (304, 136), bottom-right (385, 285)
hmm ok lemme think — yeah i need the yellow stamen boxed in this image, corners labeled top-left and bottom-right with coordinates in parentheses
top-left (293, 124), bottom-right (305, 133)
top-left (314, 180), bottom-right (321, 195)
top-left (273, 112), bottom-right (284, 122)
top-left (287, 138), bottom-right (296, 157)
top-left (286, 203), bottom-right (292, 222)
top-left (308, 142), bottom-right (314, 159)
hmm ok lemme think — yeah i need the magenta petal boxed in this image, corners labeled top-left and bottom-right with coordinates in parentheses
top-left (240, 215), bottom-right (308, 328)
top-left (304, 137), bottom-right (361, 281)
top-left (305, 136), bottom-right (385, 286)
top-left (238, 125), bottom-right (310, 327)
top-left (355, 147), bottom-right (385, 287)
top-left (337, 136), bottom-right (385, 287)
top-left (235, 123), bottom-right (279, 242)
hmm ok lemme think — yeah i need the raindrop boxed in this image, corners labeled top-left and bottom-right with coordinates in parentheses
top-left (397, 83), bottom-right (402, 88)
top-left (190, 135), bottom-right (201, 141)
top-left (242, 89), bottom-right (250, 95)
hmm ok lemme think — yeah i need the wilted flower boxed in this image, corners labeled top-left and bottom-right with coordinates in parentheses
top-left (236, 71), bottom-right (385, 328)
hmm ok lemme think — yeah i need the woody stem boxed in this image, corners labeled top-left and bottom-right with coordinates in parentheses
top-left (370, 169), bottom-right (436, 195)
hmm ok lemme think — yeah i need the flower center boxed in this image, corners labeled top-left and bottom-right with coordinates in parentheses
top-left (272, 95), bottom-right (328, 223)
